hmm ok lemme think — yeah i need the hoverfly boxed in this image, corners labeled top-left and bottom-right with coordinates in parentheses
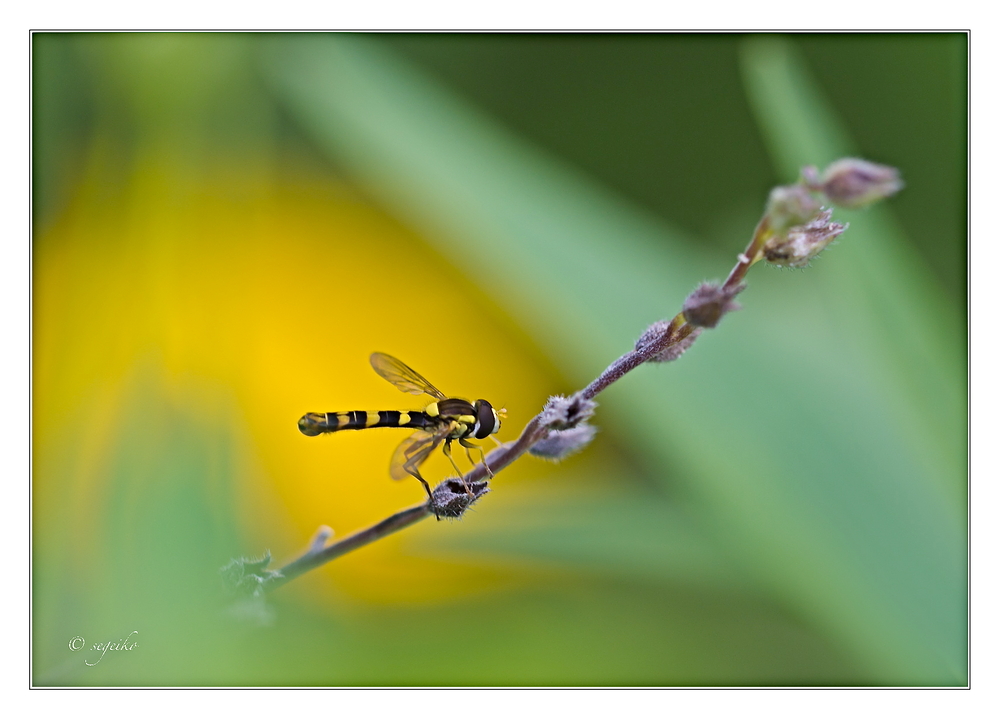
top-left (298, 352), bottom-right (503, 500)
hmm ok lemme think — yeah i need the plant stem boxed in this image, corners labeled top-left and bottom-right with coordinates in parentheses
top-left (268, 242), bottom-right (755, 592)
top-left (257, 159), bottom-right (895, 594)
top-left (724, 216), bottom-right (770, 290)
top-left (267, 415), bottom-right (549, 593)
top-left (267, 504), bottom-right (431, 591)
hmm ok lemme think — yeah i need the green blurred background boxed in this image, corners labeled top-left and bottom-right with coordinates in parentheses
top-left (32, 32), bottom-right (967, 686)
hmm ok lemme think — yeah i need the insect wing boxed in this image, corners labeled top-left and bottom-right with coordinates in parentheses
top-left (370, 352), bottom-right (447, 399)
top-left (389, 429), bottom-right (447, 480)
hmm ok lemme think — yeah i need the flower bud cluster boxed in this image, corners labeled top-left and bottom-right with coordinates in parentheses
top-left (802, 158), bottom-right (903, 209)
top-left (766, 184), bottom-right (823, 233)
top-left (762, 208), bottom-right (847, 268)
top-left (682, 282), bottom-right (744, 329)
top-left (635, 319), bottom-right (703, 363)
top-left (760, 158), bottom-right (900, 269)
top-left (531, 393), bottom-right (599, 460)
top-left (430, 478), bottom-right (490, 518)
top-left (220, 552), bottom-right (281, 598)
top-left (530, 424), bottom-right (597, 461)
top-left (540, 393), bottom-right (596, 430)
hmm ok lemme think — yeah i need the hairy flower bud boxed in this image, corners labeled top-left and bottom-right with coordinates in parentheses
top-left (766, 184), bottom-right (823, 232)
top-left (529, 423), bottom-right (597, 461)
top-left (541, 393), bottom-right (596, 430)
top-left (634, 319), bottom-right (672, 355)
top-left (220, 552), bottom-right (281, 598)
top-left (682, 282), bottom-right (743, 329)
top-left (653, 328), bottom-right (701, 362)
top-left (635, 320), bottom-right (702, 363)
top-left (762, 209), bottom-right (847, 268)
top-left (430, 478), bottom-right (489, 519)
top-left (814, 158), bottom-right (903, 209)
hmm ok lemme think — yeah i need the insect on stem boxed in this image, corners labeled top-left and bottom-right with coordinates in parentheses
top-left (297, 353), bottom-right (503, 503)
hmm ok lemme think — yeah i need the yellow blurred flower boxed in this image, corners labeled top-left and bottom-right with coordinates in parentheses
top-left (34, 155), bottom-right (558, 609)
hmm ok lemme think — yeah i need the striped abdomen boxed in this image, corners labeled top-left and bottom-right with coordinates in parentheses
top-left (298, 410), bottom-right (432, 437)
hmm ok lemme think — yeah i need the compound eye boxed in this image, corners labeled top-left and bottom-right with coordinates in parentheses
top-left (474, 400), bottom-right (496, 439)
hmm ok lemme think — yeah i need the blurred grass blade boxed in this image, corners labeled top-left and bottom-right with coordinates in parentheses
top-left (740, 35), bottom-right (967, 675)
top-left (263, 34), bottom-right (966, 684)
top-left (739, 35), bottom-right (855, 176)
top-left (740, 35), bottom-right (966, 472)
top-left (262, 34), bottom-right (707, 374)
top-left (418, 488), bottom-right (745, 591)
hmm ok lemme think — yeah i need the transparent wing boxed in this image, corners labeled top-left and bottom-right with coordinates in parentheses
top-left (389, 429), bottom-right (447, 481)
top-left (370, 352), bottom-right (447, 400)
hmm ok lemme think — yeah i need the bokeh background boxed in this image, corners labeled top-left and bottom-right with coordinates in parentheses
top-left (32, 33), bottom-right (967, 686)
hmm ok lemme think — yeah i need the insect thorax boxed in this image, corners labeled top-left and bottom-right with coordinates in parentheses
top-left (425, 398), bottom-right (477, 437)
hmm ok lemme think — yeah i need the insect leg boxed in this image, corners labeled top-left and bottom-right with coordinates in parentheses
top-left (402, 459), bottom-right (439, 520)
top-left (441, 440), bottom-right (473, 495)
top-left (404, 463), bottom-right (433, 501)
top-left (460, 438), bottom-right (494, 478)
top-left (461, 443), bottom-right (477, 468)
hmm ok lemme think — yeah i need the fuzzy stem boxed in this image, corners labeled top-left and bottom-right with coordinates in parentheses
top-left (260, 160), bottom-right (893, 593)
top-left (580, 350), bottom-right (646, 400)
top-left (268, 242), bottom-right (760, 592)
top-left (267, 415), bottom-right (549, 592)
top-left (267, 504), bottom-right (431, 591)
top-left (724, 216), bottom-right (770, 290)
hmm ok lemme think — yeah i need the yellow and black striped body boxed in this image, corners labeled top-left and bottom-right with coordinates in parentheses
top-left (297, 397), bottom-right (487, 439)
top-left (298, 409), bottom-right (434, 436)
top-left (298, 352), bottom-right (503, 507)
